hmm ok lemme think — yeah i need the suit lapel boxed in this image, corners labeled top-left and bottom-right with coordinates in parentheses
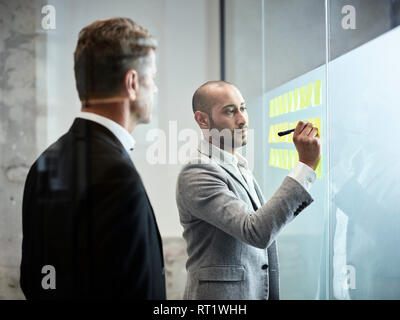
top-left (217, 161), bottom-right (250, 194)
top-left (253, 177), bottom-right (266, 205)
top-left (197, 141), bottom-right (261, 211)
top-left (219, 165), bottom-right (260, 211)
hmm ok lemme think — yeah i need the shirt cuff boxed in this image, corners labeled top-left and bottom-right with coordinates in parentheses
top-left (287, 162), bottom-right (317, 193)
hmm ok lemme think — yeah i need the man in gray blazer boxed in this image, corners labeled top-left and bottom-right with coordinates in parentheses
top-left (176, 80), bottom-right (321, 300)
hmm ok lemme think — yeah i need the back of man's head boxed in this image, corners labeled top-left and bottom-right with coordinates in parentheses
top-left (192, 80), bottom-right (233, 115)
top-left (74, 17), bottom-right (156, 103)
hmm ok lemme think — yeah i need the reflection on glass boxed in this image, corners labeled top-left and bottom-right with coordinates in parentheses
top-left (225, 0), bottom-right (400, 299)
top-left (329, 24), bottom-right (400, 299)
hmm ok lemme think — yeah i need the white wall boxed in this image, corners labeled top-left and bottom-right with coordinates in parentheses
top-left (43, 0), bottom-right (220, 237)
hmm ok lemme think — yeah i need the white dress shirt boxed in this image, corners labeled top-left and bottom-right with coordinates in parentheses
top-left (77, 111), bottom-right (136, 155)
top-left (205, 141), bottom-right (316, 205)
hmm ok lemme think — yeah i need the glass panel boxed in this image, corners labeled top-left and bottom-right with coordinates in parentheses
top-left (262, 0), bottom-right (328, 299)
top-left (264, 67), bottom-right (328, 299)
top-left (226, 0), bottom-right (400, 300)
top-left (225, 0), bottom-right (328, 299)
top-left (328, 0), bottom-right (400, 299)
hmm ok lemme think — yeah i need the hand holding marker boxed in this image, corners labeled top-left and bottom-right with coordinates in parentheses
top-left (285, 120), bottom-right (321, 171)
top-left (277, 121), bottom-right (320, 137)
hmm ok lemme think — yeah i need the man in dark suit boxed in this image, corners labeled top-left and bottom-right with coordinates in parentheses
top-left (20, 18), bottom-right (166, 299)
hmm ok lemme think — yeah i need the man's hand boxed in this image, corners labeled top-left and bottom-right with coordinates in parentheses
top-left (293, 121), bottom-right (321, 171)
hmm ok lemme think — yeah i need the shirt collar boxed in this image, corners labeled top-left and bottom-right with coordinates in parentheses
top-left (199, 139), bottom-right (248, 168)
top-left (77, 111), bottom-right (136, 154)
top-left (235, 150), bottom-right (249, 169)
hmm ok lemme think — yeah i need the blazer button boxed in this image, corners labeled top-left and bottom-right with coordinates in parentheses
top-left (262, 264), bottom-right (269, 270)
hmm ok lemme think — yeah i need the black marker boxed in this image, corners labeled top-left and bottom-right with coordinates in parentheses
top-left (277, 128), bottom-right (295, 137)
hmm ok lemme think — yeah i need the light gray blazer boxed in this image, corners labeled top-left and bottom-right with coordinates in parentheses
top-left (176, 142), bottom-right (314, 300)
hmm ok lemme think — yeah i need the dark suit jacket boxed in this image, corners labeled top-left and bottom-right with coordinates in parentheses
top-left (20, 118), bottom-right (166, 299)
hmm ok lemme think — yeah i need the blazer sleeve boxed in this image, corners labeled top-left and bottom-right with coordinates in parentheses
top-left (176, 162), bottom-right (314, 249)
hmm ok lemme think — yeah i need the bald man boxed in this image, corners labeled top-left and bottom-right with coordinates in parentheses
top-left (176, 81), bottom-right (321, 300)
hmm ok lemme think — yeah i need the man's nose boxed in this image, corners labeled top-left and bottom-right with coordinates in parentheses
top-left (236, 110), bottom-right (247, 126)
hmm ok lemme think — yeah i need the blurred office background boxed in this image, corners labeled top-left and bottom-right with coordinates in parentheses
top-left (1, 0), bottom-right (399, 299)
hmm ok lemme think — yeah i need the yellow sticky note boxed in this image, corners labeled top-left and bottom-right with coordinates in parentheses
top-left (280, 123), bottom-right (286, 143)
top-left (300, 86), bottom-right (306, 109)
top-left (283, 149), bottom-right (289, 169)
top-left (283, 93), bottom-right (288, 115)
top-left (315, 117), bottom-right (321, 136)
top-left (273, 148), bottom-right (278, 167)
top-left (269, 148), bottom-right (274, 166)
top-left (316, 157), bottom-right (322, 179)
top-left (276, 123), bottom-right (281, 143)
top-left (269, 99), bottom-right (274, 118)
top-left (278, 95), bottom-right (283, 116)
top-left (289, 123), bottom-right (295, 142)
top-left (314, 80), bottom-right (321, 106)
top-left (269, 148), bottom-right (275, 167)
top-left (289, 150), bottom-right (295, 169)
top-left (268, 125), bottom-right (274, 143)
top-left (294, 88), bottom-right (300, 111)
top-left (282, 122), bottom-right (289, 143)
top-left (274, 124), bottom-right (279, 143)
top-left (300, 83), bottom-right (313, 109)
top-left (276, 149), bottom-right (283, 168)
top-left (289, 91), bottom-right (294, 112)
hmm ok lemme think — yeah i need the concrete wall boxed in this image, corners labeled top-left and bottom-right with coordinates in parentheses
top-left (0, 0), bottom-right (48, 299)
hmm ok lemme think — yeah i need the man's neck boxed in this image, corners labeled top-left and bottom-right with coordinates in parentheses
top-left (207, 137), bottom-right (236, 154)
top-left (81, 100), bottom-right (138, 133)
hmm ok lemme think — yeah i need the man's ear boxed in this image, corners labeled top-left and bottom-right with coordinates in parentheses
top-left (194, 111), bottom-right (210, 129)
top-left (125, 69), bottom-right (139, 100)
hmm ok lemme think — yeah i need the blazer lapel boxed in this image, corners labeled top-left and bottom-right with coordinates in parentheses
top-left (219, 164), bottom-right (260, 211)
top-left (198, 141), bottom-right (261, 211)
top-left (253, 177), bottom-right (266, 205)
top-left (217, 161), bottom-right (250, 193)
